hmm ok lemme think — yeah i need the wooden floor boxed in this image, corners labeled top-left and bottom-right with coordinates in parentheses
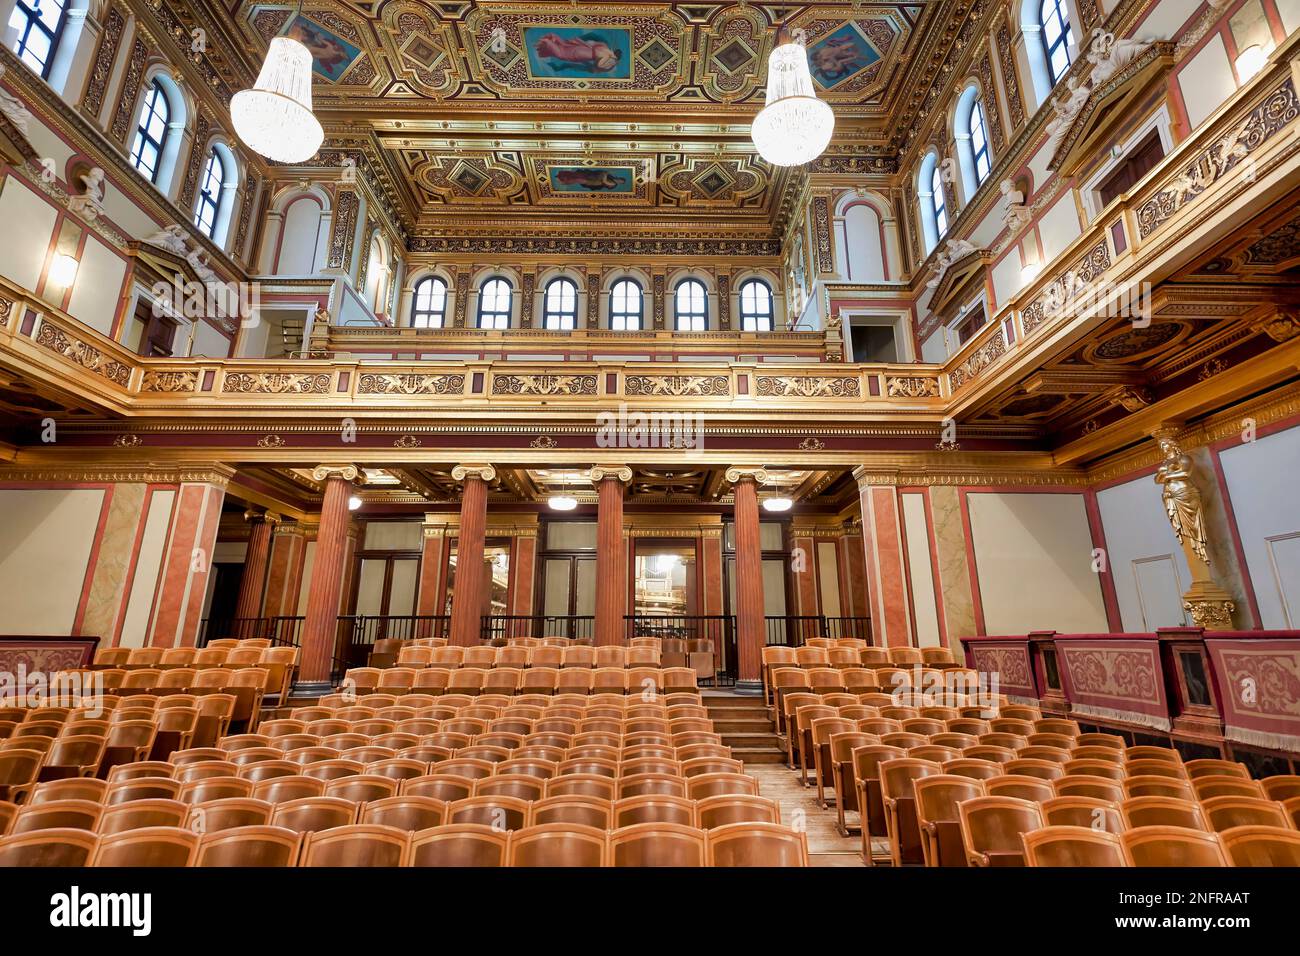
top-left (744, 766), bottom-right (870, 866)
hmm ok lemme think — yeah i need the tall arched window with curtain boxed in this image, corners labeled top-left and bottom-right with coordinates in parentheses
top-left (738, 279), bottom-right (773, 332)
top-left (674, 279), bottom-right (707, 331)
top-left (1041, 0), bottom-right (1075, 84)
top-left (931, 165), bottom-right (948, 237)
top-left (609, 278), bottom-right (642, 330)
top-left (130, 79), bottom-right (171, 184)
top-left (477, 277), bottom-right (512, 329)
top-left (8, 0), bottom-right (69, 78)
top-left (969, 98), bottom-right (992, 186)
top-left (542, 277), bottom-right (578, 330)
top-left (193, 147), bottom-right (225, 239)
top-left (412, 276), bottom-right (447, 328)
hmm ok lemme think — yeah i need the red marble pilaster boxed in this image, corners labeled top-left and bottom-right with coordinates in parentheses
top-left (730, 467), bottom-right (767, 691)
top-left (448, 464), bottom-right (494, 647)
top-left (262, 521), bottom-right (306, 618)
top-left (592, 466), bottom-right (631, 645)
top-left (233, 511), bottom-right (279, 620)
top-left (416, 520), bottom-right (448, 619)
top-left (856, 475), bottom-right (913, 647)
top-left (148, 471), bottom-right (230, 647)
top-left (299, 467), bottom-right (355, 685)
top-left (509, 532), bottom-right (537, 619)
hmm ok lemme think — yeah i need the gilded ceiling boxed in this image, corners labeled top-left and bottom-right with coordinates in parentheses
top-left (217, 1), bottom-right (942, 237)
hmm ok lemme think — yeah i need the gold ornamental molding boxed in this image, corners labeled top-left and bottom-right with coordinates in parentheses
top-left (0, 464), bottom-right (237, 485)
top-left (311, 464), bottom-right (363, 483)
top-left (724, 466), bottom-right (770, 485)
top-left (589, 465), bottom-right (633, 484)
top-left (451, 463), bottom-right (498, 483)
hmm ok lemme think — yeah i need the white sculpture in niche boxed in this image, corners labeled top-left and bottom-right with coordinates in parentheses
top-left (999, 179), bottom-right (1031, 234)
top-left (144, 224), bottom-right (191, 255)
top-left (0, 66), bottom-right (32, 135)
top-left (68, 167), bottom-right (106, 222)
top-left (1045, 76), bottom-right (1091, 150)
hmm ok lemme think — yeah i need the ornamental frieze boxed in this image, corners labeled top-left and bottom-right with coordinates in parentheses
top-left (110, 36), bottom-right (149, 144)
top-left (408, 236), bottom-right (781, 257)
top-left (1136, 80), bottom-right (1298, 239)
top-left (949, 328), bottom-right (1007, 392)
top-left (140, 370), bottom-right (199, 393)
top-left (81, 3), bottom-right (124, 120)
top-left (491, 374), bottom-right (599, 396)
top-left (222, 372), bottom-right (333, 394)
top-left (885, 376), bottom-right (941, 398)
top-left (625, 375), bottom-right (729, 398)
top-left (1021, 239), bottom-right (1113, 335)
top-left (754, 375), bottom-right (861, 399)
top-left (356, 373), bottom-right (466, 395)
top-left (34, 323), bottom-right (131, 387)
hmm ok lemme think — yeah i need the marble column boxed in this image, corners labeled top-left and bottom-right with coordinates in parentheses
top-left (262, 521), bottom-right (307, 618)
top-left (448, 464), bottom-right (495, 647)
top-left (854, 470), bottom-right (914, 647)
top-left (927, 485), bottom-right (978, 651)
top-left (416, 518), bottom-right (449, 625)
top-left (591, 466), bottom-right (632, 645)
top-left (148, 469), bottom-right (231, 647)
top-left (234, 510), bottom-right (279, 620)
top-left (728, 466), bottom-right (769, 694)
top-left (298, 466), bottom-right (357, 688)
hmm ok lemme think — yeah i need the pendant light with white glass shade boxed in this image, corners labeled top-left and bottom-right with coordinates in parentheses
top-left (750, 27), bottom-right (835, 167)
top-left (231, 11), bottom-right (324, 164)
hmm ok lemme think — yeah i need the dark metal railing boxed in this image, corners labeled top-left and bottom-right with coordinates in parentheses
top-left (197, 615), bottom-right (304, 648)
top-left (481, 615), bottom-right (595, 643)
top-left (762, 614), bottom-right (874, 647)
top-left (624, 614), bottom-right (735, 685)
top-left (348, 614), bottom-right (449, 647)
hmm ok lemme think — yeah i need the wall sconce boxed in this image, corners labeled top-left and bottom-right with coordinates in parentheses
top-left (1235, 45), bottom-right (1267, 83)
top-left (347, 495), bottom-right (363, 511)
top-left (1021, 260), bottom-right (1041, 286)
top-left (48, 254), bottom-right (79, 288)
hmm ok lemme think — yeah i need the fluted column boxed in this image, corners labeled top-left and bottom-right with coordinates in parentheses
top-left (234, 510), bottom-right (279, 620)
top-left (591, 465), bottom-right (632, 645)
top-left (729, 466), bottom-right (769, 694)
top-left (449, 464), bottom-right (495, 647)
top-left (299, 465), bottom-right (357, 688)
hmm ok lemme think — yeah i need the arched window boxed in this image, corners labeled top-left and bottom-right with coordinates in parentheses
top-left (609, 278), bottom-right (642, 331)
top-left (1041, 0), bottom-right (1075, 85)
top-left (412, 276), bottom-right (447, 328)
top-left (542, 277), bottom-right (578, 330)
top-left (193, 147), bottom-right (225, 239)
top-left (969, 98), bottom-right (992, 187)
top-left (130, 80), bottom-right (171, 184)
top-left (9, 0), bottom-right (68, 78)
top-left (738, 279), bottom-right (774, 332)
top-left (674, 279), bottom-right (707, 331)
top-left (931, 165), bottom-right (948, 237)
top-left (477, 277), bottom-right (512, 329)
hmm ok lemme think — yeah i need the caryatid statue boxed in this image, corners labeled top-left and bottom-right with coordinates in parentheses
top-left (1153, 429), bottom-right (1236, 627)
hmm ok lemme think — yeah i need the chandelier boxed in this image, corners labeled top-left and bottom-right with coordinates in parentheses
top-left (750, 30), bottom-right (834, 167)
top-left (231, 36), bottom-right (324, 164)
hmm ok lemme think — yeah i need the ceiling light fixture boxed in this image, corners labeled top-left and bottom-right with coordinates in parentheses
top-left (231, 32), bottom-right (324, 163)
top-left (750, 27), bottom-right (834, 167)
top-left (762, 496), bottom-right (794, 513)
top-left (548, 495), bottom-right (578, 511)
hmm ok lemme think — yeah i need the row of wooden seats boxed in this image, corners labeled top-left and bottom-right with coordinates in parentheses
top-left (93, 642), bottom-right (295, 673)
top-left (342, 666), bottom-right (701, 696)
top-left (0, 820), bottom-right (809, 867)
top-left (3, 779), bottom-right (782, 835)
top-left (770, 668), bottom-right (980, 712)
top-left (301, 690), bottom-right (704, 715)
top-left (1021, 824), bottom-right (1299, 866)
top-left (391, 645), bottom-right (668, 668)
top-left (52, 664), bottom-right (283, 708)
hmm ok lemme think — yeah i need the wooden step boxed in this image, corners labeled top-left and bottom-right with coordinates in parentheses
top-left (708, 716), bottom-right (776, 734)
top-left (732, 746), bottom-right (787, 764)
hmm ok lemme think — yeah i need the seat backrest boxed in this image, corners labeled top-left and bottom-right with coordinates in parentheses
top-left (705, 822), bottom-right (808, 866)
top-left (915, 775), bottom-right (985, 826)
top-left (1022, 825), bottom-right (1125, 866)
top-left (1200, 795), bottom-right (1289, 832)
top-left (958, 795), bottom-right (1043, 862)
top-left (1219, 824), bottom-right (1300, 866)
top-left (1040, 796), bottom-right (1121, 833)
top-left (878, 758), bottom-right (943, 803)
top-left (301, 824), bottom-right (409, 866)
top-left (408, 823), bottom-right (508, 866)
top-left (0, 827), bottom-right (99, 866)
top-left (507, 823), bottom-right (606, 867)
top-left (90, 825), bottom-right (199, 866)
top-left (195, 825), bottom-right (301, 866)
top-left (985, 774), bottom-right (1054, 803)
top-left (1121, 825), bottom-right (1228, 866)
top-left (608, 822), bottom-right (706, 867)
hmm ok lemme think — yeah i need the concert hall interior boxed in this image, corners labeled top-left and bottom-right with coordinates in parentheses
top-left (0, 0), bottom-right (1297, 874)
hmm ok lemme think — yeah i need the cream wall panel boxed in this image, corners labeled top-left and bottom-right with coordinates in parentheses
top-left (991, 250), bottom-right (1025, 311)
top-left (816, 541), bottom-right (841, 618)
top-left (1181, 34), bottom-right (1237, 130)
top-left (902, 494), bottom-right (941, 647)
top-left (66, 235), bottom-right (125, 335)
top-left (119, 490), bottom-right (177, 648)
top-left (0, 178), bottom-right (57, 291)
top-left (1218, 425), bottom-right (1300, 628)
top-left (1037, 191), bottom-right (1083, 266)
top-left (1278, 0), bottom-right (1300, 33)
top-left (297, 541), bottom-right (317, 615)
top-left (0, 488), bottom-right (103, 634)
top-left (191, 321), bottom-right (232, 359)
top-left (1138, 0), bottom-right (1204, 38)
top-left (1095, 475), bottom-right (1191, 630)
top-left (967, 492), bottom-right (1108, 634)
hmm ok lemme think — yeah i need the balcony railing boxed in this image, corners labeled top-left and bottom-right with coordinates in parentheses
top-left (481, 615), bottom-right (595, 643)
top-left (764, 614), bottom-right (873, 647)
